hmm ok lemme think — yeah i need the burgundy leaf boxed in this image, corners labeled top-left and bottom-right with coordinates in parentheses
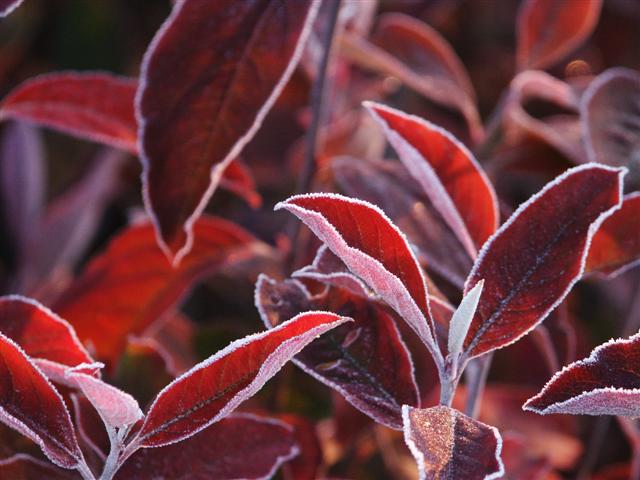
top-left (582, 67), bottom-right (640, 168)
top-left (0, 295), bottom-right (93, 367)
top-left (0, 333), bottom-right (84, 469)
top-left (366, 102), bottom-right (499, 255)
top-left (256, 275), bottom-right (419, 429)
top-left (516, 0), bottom-right (603, 70)
top-left (0, 122), bottom-right (45, 266)
top-left (130, 311), bottom-right (350, 448)
top-left (0, 0), bottom-right (23, 16)
top-left (53, 216), bottom-right (265, 364)
top-left (332, 156), bottom-right (472, 289)
top-left (293, 245), bottom-right (373, 298)
top-left (71, 394), bottom-right (109, 462)
top-left (0, 72), bottom-right (137, 152)
top-left (462, 164), bottom-right (624, 360)
top-left (117, 414), bottom-right (298, 480)
top-left (586, 192), bottom-right (640, 277)
top-left (219, 159), bottom-right (262, 209)
top-left (137, 0), bottom-right (320, 261)
top-left (278, 414), bottom-right (322, 480)
top-left (276, 193), bottom-right (437, 353)
top-left (402, 405), bottom-right (504, 480)
top-left (0, 454), bottom-right (76, 480)
top-left (524, 332), bottom-right (640, 416)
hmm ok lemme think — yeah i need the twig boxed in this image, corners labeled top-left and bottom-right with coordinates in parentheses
top-left (464, 354), bottom-right (492, 418)
top-left (287, 0), bottom-right (341, 269)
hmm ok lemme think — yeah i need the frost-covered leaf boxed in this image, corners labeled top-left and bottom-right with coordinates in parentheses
top-left (516, 0), bottom-right (602, 70)
top-left (402, 405), bottom-right (504, 480)
top-left (130, 311), bottom-right (349, 448)
top-left (117, 414), bottom-right (298, 480)
top-left (276, 193), bottom-right (437, 352)
top-left (278, 414), bottom-right (322, 480)
top-left (0, 295), bottom-right (93, 367)
top-left (0, 333), bottom-right (83, 469)
top-left (0, 0), bottom-right (23, 16)
top-left (462, 164), bottom-right (624, 360)
top-left (586, 192), bottom-right (640, 277)
top-left (582, 67), bottom-right (640, 168)
top-left (448, 280), bottom-right (483, 362)
top-left (0, 72), bottom-right (137, 152)
top-left (138, 0), bottom-right (319, 261)
top-left (256, 275), bottom-right (419, 429)
top-left (365, 102), bottom-right (498, 255)
top-left (0, 454), bottom-right (75, 480)
top-left (54, 216), bottom-right (265, 363)
top-left (524, 332), bottom-right (640, 416)
top-left (219, 159), bottom-right (262, 209)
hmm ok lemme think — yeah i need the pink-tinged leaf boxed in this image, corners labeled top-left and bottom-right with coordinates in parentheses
top-left (219, 159), bottom-right (262, 209)
top-left (137, 0), bottom-right (320, 262)
top-left (516, 0), bottom-right (603, 70)
top-left (293, 245), bottom-right (373, 299)
top-left (0, 295), bottom-right (93, 367)
top-left (0, 0), bottom-right (23, 16)
top-left (0, 333), bottom-right (84, 469)
top-left (524, 332), bottom-right (640, 416)
top-left (332, 156), bottom-right (472, 289)
top-left (462, 164), bottom-right (625, 360)
top-left (365, 102), bottom-right (499, 256)
top-left (402, 405), bottom-right (504, 480)
top-left (256, 275), bottom-right (419, 429)
top-left (131, 311), bottom-right (350, 448)
top-left (504, 71), bottom-right (584, 164)
top-left (117, 414), bottom-right (298, 480)
top-left (582, 68), bottom-right (640, 168)
top-left (53, 216), bottom-right (265, 364)
top-left (0, 72), bottom-right (137, 152)
top-left (276, 193), bottom-right (437, 354)
top-left (0, 122), bottom-right (45, 266)
top-left (586, 192), bottom-right (640, 277)
top-left (340, 14), bottom-right (482, 141)
top-left (66, 372), bottom-right (142, 430)
top-left (0, 454), bottom-right (76, 480)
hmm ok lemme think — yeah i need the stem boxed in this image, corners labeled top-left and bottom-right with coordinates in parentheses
top-left (438, 358), bottom-right (461, 407)
top-left (77, 460), bottom-right (96, 480)
top-left (287, 0), bottom-right (341, 267)
top-left (99, 427), bottom-right (122, 480)
top-left (464, 354), bottom-right (492, 418)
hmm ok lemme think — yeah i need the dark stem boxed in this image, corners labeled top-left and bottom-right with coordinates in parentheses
top-left (287, 0), bottom-right (341, 268)
top-left (464, 354), bottom-right (492, 418)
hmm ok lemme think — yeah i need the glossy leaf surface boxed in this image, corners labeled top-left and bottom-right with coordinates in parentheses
top-left (118, 414), bottom-right (298, 480)
top-left (517, 0), bottom-right (602, 70)
top-left (277, 193), bottom-right (436, 350)
top-left (524, 332), bottom-right (640, 416)
top-left (462, 164), bottom-right (624, 360)
top-left (138, 0), bottom-right (319, 261)
top-left (132, 311), bottom-right (349, 448)
top-left (0, 334), bottom-right (83, 469)
top-left (256, 275), bottom-right (419, 429)
top-left (0, 72), bottom-right (137, 151)
top-left (54, 216), bottom-right (263, 363)
top-left (586, 192), bottom-right (640, 277)
top-left (366, 102), bottom-right (498, 255)
top-left (403, 405), bottom-right (504, 480)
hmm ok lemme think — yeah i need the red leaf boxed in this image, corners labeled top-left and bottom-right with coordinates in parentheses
top-left (586, 192), bottom-right (640, 277)
top-left (516, 0), bottom-right (602, 70)
top-left (130, 311), bottom-right (349, 448)
top-left (71, 394), bottom-right (109, 462)
top-left (277, 194), bottom-right (437, 354)
top-left (219, 159), bottom-right (262, 209)
top-left (256, 275), bottom-right (419, 429)
top-left (366, 102), bottom-right (499, 255)
top-left (524, 332), bottom-right (640, 416)
top-left (117, 414), bottom-right (298, 480)
top-left (0, 0), bottom-right (23, 16)
top-left (462, 164), bottom-right (624, 360)
top-left (402, 405), bottom-right (504, 480)
top-left (332, 156), bottom-right (472, 289)
top-left (137, 0), bottom-right (320, 261)
top-left (0, 454), bottom-right (76, 480)
top-left (0, 72), bottom-right (137, 152)
top-left (582, 68), bottom-right (640, 168)
top-left (0, 296), bottom-right (93, 367)
top-left (278, 414), bottom-right (322, 480)
top-left (0, 333), bottom-right (84, 469)
top-left (53, 216), bottom-right (264, 364)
